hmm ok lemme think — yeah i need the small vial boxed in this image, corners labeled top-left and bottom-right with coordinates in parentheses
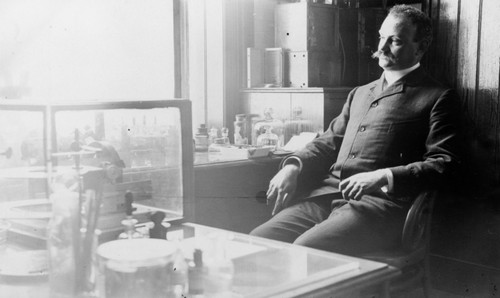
top-left (221, 127), bottom-right (230, 145)
top-left (209, 127), bottom-right (219, 146)
top-left (188, 249), bottom-right (207, 295)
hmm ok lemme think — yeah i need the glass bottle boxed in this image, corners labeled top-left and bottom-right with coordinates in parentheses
top-left (233, 114), bottom-right (248, 145)
top-left (253, 108), bottom-right (284, 148)
top-left (118, 191), bottom-right (145, 240)
top-left (194, 124), bottom-right (209, 152)
top-left (188, 249), bottom-right (207, 295)
top-left (247, 114), bottom-right (261, 145)
top-left (208, 127), bottom-right (219, 146)
top-left (204, 235), bottom-right (234, 298)
top-left (169, 239), bottom-right (188, 296)
top-left (220, 127), bottom-right (230, 146)
top-left (284, 106), bottom-right (313, 143)
top-left (256, 126), bottom-right (279, 150)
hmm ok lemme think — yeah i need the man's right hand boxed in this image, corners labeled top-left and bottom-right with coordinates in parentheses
top-left (266, 164), bottom-right (300, 216)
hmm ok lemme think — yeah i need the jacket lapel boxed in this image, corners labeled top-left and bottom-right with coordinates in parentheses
top-left (369, 75), bottom-right (385, 99)
top-left (369, 66), bottom-right (426, 105)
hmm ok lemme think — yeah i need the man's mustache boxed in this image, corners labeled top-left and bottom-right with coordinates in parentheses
top-left (371, 50), bottom-right (396, 63)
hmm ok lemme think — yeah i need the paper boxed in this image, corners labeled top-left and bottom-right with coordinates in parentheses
top-left (282, 132), bottom-right (318, 152)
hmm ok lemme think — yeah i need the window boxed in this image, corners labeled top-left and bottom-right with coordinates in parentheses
top-left (0, 0), bottom-right (250, 135)
top-left (185, 0), bottom-right (225, 130)
top-left (183, 0), bottom-right (252, 132)
top-left (0, 0), bottom-right (176, 101)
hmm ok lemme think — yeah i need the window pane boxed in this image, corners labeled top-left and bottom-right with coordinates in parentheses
top-left (186, 0), bottom-right (225, 129)
top-left (0, 0), bottom-right (175, 101)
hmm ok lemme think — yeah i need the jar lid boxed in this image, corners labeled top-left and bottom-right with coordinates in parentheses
top-left (98, 239), bottom-right (175, 269)
top-left (197, 124), bottom-right (208, 134)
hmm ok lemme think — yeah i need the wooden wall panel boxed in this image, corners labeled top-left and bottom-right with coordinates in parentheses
top-left (428, 0), bottom-right (500, 271)
top-left (477, 0), bottom-right (500, 183)
top-left (430, 0), bottom-right (459, 87)
top-left (357, 8), bottom-right (386, 85)
top-left (456, 1), bottom-right (480, 124)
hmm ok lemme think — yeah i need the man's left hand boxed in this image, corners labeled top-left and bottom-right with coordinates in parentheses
top-left (339, 170), bottom-right (388, 201)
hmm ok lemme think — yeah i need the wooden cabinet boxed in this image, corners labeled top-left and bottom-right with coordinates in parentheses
top-left (193, 157), bottom-right (282, 233)
top-left (241, 87), bottom-right (352, 136)
top-left (275, 2), bottom-right (341, 87)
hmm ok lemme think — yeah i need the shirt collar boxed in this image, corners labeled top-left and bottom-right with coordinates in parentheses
top-left (383, 63), bottom-right (420, 87)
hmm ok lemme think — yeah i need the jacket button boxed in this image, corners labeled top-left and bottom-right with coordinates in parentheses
top-left (350, 153), bottom-right (356, 159)
top-left (359, 126), bottom-right (366, 132)
top-left (371, 102), bottom-right (378, 107)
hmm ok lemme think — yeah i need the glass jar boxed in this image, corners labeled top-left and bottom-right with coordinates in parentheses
top-left (47, 188), bottom-right (80, 298)
top-left (256, 126), bottom-right (279, 150)
top-left (284, 106), bottom-right (313, 143)
top-left (209, 127), bottom-right (219, 146)
top-left (233, 114), bottom-right (248, 145)
top-left (97, 239), bottom-right (176, 298)
top-left (253, 108), bottom-right (284, 148)
top-left (247, 114), bottom-right (261, 145)
top-left (194, 124), bottom-right (209, 152)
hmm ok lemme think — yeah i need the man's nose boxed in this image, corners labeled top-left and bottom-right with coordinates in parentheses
top-left (378, 38), bottom-right (390, 52)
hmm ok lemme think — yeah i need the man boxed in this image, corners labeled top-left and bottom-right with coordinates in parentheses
top-left (250, 5), bottom-right (461, 256)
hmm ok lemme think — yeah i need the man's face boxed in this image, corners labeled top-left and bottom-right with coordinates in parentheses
top-left (376, 15), bottom-right (423, 71)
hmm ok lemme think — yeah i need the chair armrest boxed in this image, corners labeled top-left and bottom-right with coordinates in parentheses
top-left (401, 189), bottom-right (437, 251)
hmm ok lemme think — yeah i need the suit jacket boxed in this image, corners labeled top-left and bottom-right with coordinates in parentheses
top-left (290, 67), bottom-right (461, 200)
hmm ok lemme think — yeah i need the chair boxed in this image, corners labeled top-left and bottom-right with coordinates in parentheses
top-left (361, 189), bottom-right (437, 298)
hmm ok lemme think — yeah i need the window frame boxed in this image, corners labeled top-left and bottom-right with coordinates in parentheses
top-left (178, 0), bottom-right (253, 138)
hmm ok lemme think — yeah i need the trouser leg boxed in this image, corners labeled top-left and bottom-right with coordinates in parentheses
top-left (251, 193), bottom-right (409, 255)
top-left (249, 197), bottom-right (332, 243)
top-left (293, 195), bottom-right (408, 255)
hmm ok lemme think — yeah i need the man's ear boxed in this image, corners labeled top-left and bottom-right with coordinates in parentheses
top-left (417, 40), bottom-right (430, 55)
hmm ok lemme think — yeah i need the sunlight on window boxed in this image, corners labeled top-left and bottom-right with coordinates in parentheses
top-left (0, 0), bottom-right (175, 101)
top-left (186, 0), bottom-right (226, 129)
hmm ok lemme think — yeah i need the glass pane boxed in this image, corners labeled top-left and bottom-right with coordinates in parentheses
top-left (0, 109), bottom-right (46, 202)
top-left (0, 0), bottom-right (175, 101)
top-left (53, 106), bottom-right (184, 225)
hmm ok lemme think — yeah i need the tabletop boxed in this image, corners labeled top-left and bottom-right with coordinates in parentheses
top-left (0, 222), bottom-right (399, 298)
top-left (174, 223), bottom-right (398, 298)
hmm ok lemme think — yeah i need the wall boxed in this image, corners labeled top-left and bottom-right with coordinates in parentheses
top-left (426, 0), bottom-right (500, 193)
top-left (424, 0), bottom-right (500, 271)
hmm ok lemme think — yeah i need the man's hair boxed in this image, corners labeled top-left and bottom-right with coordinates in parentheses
top-left (388, 5), bottom-right (433, 49)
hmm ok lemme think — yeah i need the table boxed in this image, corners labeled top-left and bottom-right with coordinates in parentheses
top-left (0, 223), bottom-right (399, 298)
top-left (174, 223), bottom-right (398, 298)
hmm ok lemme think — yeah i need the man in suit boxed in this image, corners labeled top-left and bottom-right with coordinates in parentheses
top-left (250, 5), bottom-right (461, 255)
